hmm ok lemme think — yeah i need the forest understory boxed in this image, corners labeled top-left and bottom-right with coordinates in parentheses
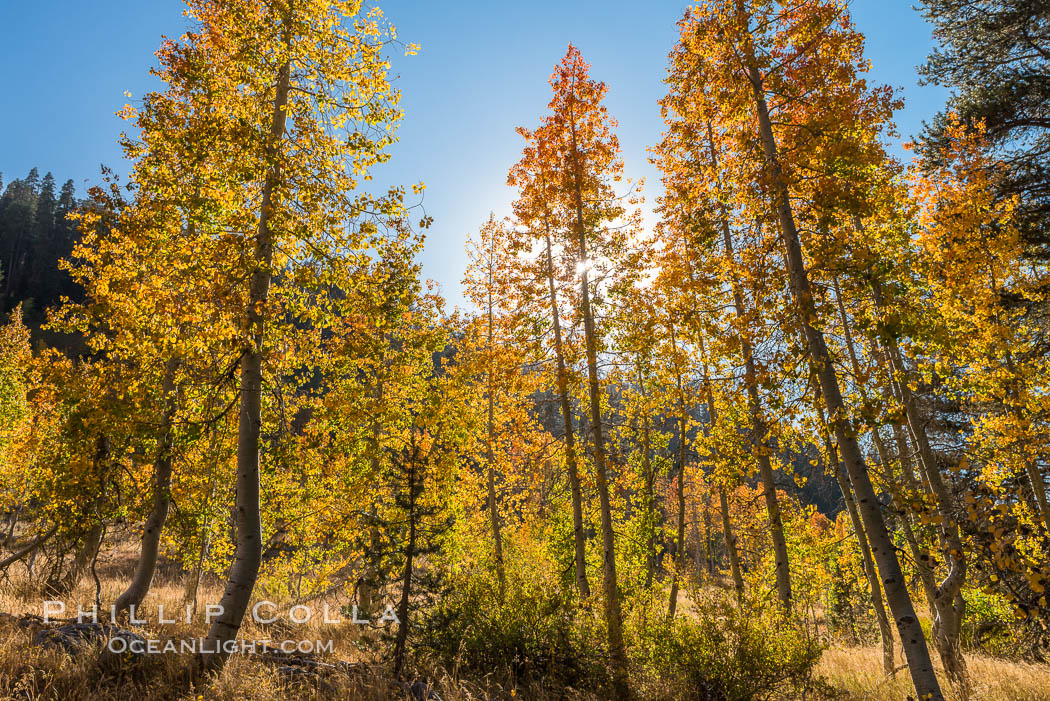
top-left (0, 529), bottom-right (1046, 700)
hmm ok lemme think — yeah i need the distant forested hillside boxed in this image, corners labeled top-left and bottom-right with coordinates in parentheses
top-left (0, 168), bottom-right (83, 334)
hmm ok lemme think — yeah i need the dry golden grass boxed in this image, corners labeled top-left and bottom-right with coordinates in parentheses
top-left (0, 552), bottom-right (412, 700)
top-left (0, 548), bottom-right (1049, 700)
top-left (819, 644), bottom-right (1050, 701)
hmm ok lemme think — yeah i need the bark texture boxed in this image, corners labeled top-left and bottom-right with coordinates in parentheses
top-left (706, 122), bottom-right (791, 613)
top-left (543, 230), bottom-right (590, 599)
top-left (735, 8), bottom-right (943, 695)
top-left (114, 360), bottom-right (179, 615)
top-left (569, 113), bottom-right (628, 698)
top-left (200, 52), bottom-right (290, 669)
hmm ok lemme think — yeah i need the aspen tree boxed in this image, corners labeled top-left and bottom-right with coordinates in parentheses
top-left (664, 2), bottom-right (942, 696)
top-left (535, 45), bottom-right (640, 697)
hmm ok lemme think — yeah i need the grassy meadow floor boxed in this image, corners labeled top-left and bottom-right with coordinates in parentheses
top-left (818, 645), bottom-right (1050, 701)
top-left (0, 539), bottom-right (1048, 699)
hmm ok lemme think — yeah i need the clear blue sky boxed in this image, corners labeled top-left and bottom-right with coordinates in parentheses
top-left (0, 1), bottom-right (947, 308)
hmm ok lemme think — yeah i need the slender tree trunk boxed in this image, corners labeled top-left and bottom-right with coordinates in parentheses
top-left (1020, 438), bottom-right (1050, 535)
top-left (832, 279), bottom-right (940, 616)
top-left (753, 407), bottom-right (792, 613)
top-left (882, 355), bottom-right (968, 685)
top-left (823, 280), bottom-right (897, 671)
top-left (702, 490), bottom-right (715, 577)
top-left (184, 516), bottom-right (212, 619)
top-left (725, 243), bottom-right (791, 611)
top-left (696, 331), bottom-right (745, 601)
top-left (568, 111), bottom-right (628, 699)
top-left (879, 422), bottom-right (941, 620)
top-left (637, 364), bottom-right (658, 589)
top-left (486, 452), bottom-right (505, 599)
top-left (815, 389), bottom-right (894, 674)
top-left (358, 517), bottom-right (381, 616)
top-left (886, 389), bottom-right (941, 615)
top-left (393, 447), bottom-right (419, 677)
top-left (48, 435), bottom-right (110, 595)
top-left (200, 52), bottom-right (290, 670)
top-left (1002, 352), bottom-right (1050, 536)
top-left (667, 324), bottom-right (689, 619)
top-left (735, 13), bottom-right (942, 696)
top-left (542, 230), bottom-right (590, 599)
top-left (57, 525), bottom-right (104, 595)
top-left (4, 502), bottom-right (23, 546)
top-left (0, 526), bottom-right (56, 572)
top-left (115, 359), bottom-right (179, 615)
top-left (868, 278), bottom-right (968, 687)
top-left (691, 497), bottom-right (704, 576)
top-left (184, 392), bottom-right (220, 617)
top-left (360, 375), bottom-right (387, 618)
top-left (705, 122), bottom-right (791, 613)
top-left (1021, 450), bottom-right (1050, 536)
top-left (486, 288), bottom-right (506, 599)
top-left (838, 464), bottom-right (895, 675)
top-left (667, 417), bottom-right (688, 618)
top-left (718, 488), bottom-right (745, 601)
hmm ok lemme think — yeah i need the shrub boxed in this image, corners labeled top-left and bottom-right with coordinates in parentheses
top-left (824, 554), bottom-right (880, 647)
top-left (418, 545), bottom-right (609, 693)
top-left (962, 587), bottom-right (1022, 657)
top-left (629, 590), bottom-right (826, 700)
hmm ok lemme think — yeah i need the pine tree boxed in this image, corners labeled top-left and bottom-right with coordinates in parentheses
top-left (918, 0), bottom-right (1050, 257)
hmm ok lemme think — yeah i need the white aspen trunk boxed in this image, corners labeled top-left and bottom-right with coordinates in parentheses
top-left (868, 278), bottom-right (968, 688)
top-left (667, 322), bottom-right (689, 619)
top-left (486, 284), bottom-right (506, 599)
top-left (199, 50), bottom-right (290, 670)
top-left (734, 6), bottom-right (943, 694)
top-left (115, 359), bottom-right (178, 615)
top-left (542, 229), bottom-right (590, 599)
top-left (567, 105), bottom-right (628, 699)
top-left (705, 122), bottom-right (791, 613)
